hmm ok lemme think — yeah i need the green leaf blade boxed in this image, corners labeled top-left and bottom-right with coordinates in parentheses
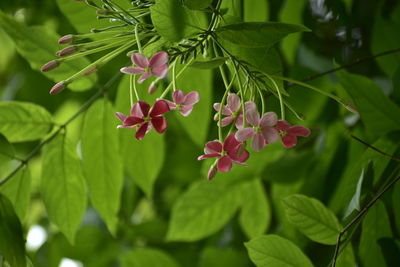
top-left (189, 57), bottom-right (228, 69)
top-left (120, 248), bottom-right (181, 267)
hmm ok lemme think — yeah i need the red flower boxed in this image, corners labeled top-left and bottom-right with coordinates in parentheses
top-left (198, 133), bottom-right (249, 173)
top-left (276, 120), bottom-right (311, 148)
top-left (116, 100), bottom-right (170, 140)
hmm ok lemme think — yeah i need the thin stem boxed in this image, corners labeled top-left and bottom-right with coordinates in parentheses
top-left (172, 61), bottom-right (177, 92)
top-left (265, 75), bottom-right (285, 120)
top-left (135, 24), bottom-right (143, 54)
top-left (159, 57), bottom-right (194, 99)
top-left (351, 135), bottom-right (400, 162)
top-left (232, 61), bottom-right (246, 128)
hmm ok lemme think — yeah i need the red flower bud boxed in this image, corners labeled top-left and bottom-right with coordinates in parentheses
top-left (49, 82), bottom-right (66, 95)
top-left (58, 34), bottom-right (74, 44)
top-left (56, 46), bottom-right (77, 57)
top-left (41, 60), bottom-right (60, 72)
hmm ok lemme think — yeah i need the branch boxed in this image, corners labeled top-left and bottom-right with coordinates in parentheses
top-left (351, 135), bottom-right (400, 163)
top-left (0, 72), bottom-right (122, 187)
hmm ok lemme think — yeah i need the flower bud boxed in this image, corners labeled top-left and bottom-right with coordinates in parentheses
top-left (49, 82), bottom-right (66, 95)
top-left (207, 165), bottom-right (217, 180)
top-left (58, 34), bottom-right (74, 44)
top-left (56, 46), bottom-right (77, 57)
top-left (344, 102), bottom-right (358, 113)
top-left (148, 82), bottom-right (157, 94)
top-left (83, 67), bottom-right (97, 76)
top-left (40, 60), bottom-right (60, 72)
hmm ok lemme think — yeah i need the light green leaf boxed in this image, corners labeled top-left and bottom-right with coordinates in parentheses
top-left (0, 11), bottom-right (97, 91)
top-left (41, 134), bottom-right (86, 244)
top-left (150, 0), bottom-right (207, 42)
top-left (81, 98), bottom-right (123, 235)
top-left (238, 179), bottom-right (271, 239)
top-left (244, 0), bottom-right (269, 22)
top-left (0, 194), bottom-right (26, 267)
top-left (167, 181), bottom-right (241, 241)
top-left (0, 101), bottom-right (53, 142)
top-left (0, 134), bottom-right (14, 159)
top-left (337, 70), bottom-right (400, 135)
top-left (0, 166), bottom-right (31, 221)
top-left (115, 76), bottom-right (165, 197)
top-left (359, 200), bottom-right (392, 267)
top-left (245, 235), bottom-right (314, 267)
top-left (120, 248), bottom-right (180, 267)
top-left (283, 194), bottom-right (341, 245)
top-left (336, 245), bottom-right (356, 267)
top-left (199, 247), bottom-right (250, 267)
top-left (217, 22), bottom-right (310, 48)
top-left (189, 57), bottom-right (228, 69)
top-left (183, 0), bottom-right (213, 10)
top-left (344, 168), bottom-right (365, 218)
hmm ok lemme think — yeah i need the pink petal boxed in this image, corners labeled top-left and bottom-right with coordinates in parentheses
top-left (149, 51), bottom-right (168, 68)
top-left (120, 67), bottom-right (145, 75)
top-left (276, 120), bottom-right (291, 131)
top-left (282, 134), bottom-right (297, 148)
top-left (151, 116), bottom-right (167, 133)
top-left (135, 123), bottom-right (150, 140)
top-left (130, 102), bottom-right (143, 117)
top-left (235, 114), bottom-right (244, 129)
top-left (150, 100), bottom-right (170, 117)
top-left (220, 116), bottom-right (234, 127)
top-left (235, 128), bottom-right (256, 142)
top-left (183, 91), bottom-right (200, 105)
top-left (288, 126), bottom-right (311, 137)
top-left (197, 153), bottom-right (220, 160)
top-left (151, 65), bottom-right (168, 78)
top-left (261, 127), bottom-right (279, 144)
top-left (137, 72), bottom-right (151, 83)
top-left (117, 125), bottom-right (134, 129)
top-left (207, 166), bottom-right (217, 180)
top-left (115, 112), bottom-right (127, 122)
top-left (164, 100), bottom-right (177, 110)
top-left (132, 53), bottom-right (149, 68)
top-left (124, 116), bottom-right (144, 126)
top-left (148, 82), bottom-right (157, 94)
top-left (217, 156), bottom-right (232, 172)
top-left (213, 103), bottom-right (231, 115)
top-left (260, 112), bottom-right (278, 127)
top-left (223, 133), bottom-right (240, 152)
top-left (227, 93), bottom-right (241, 112)
top-left (173, 90), bottom-right (185, 104)
top-left (138, 101), bottom-right (150, 117)
top-left (245, 108), bottom-right (260, 126)
top-left (180, 105), bottom-right (194, 116)
top-left (245, 101), bottom-right (257, 111)
top-left (251, 133), bottom-right (265, 151)
top-left (231, 146), bottom-right (249, 163)
top-left (205, 141), bottom-right (223, 154)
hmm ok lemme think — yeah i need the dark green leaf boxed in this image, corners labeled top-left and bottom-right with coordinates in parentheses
top-left (189, 57), bottom-right (228, 69)
top-left (217, 22), bottom-right (310, 48)
top-left (81, 98), bottom-right (123, 235)
top-left (336, 245), bottom-right (356, 267)
top-left (244, 0), bottom-right (269, 22)
top-left (0, 101), bottom-right (53, 142)
top-left (120, 248), bottom-right (180, 267)
top-left (0, 194), bottom-right (26, 267)
top-left (0, 133), bottom-right (14, 160)
top-left (245, 235), bottom-right (314, 267)
top-left (199, 247), bottom-right (251, 267)
top-left (283, 194), bottom-right (341, 245)
top-left (183, 0), bottom-right (213, 10)
top-left (41, 134), bottom-right (86, 244)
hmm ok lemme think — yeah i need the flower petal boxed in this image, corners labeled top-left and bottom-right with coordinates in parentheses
top-left (164, 100), bottom-right (177, 110)
top-left (151, 116), bottom-right (167, 133)
top-left (282, 134), bottom-right (297, 148)
top-left (235, 114), bottom-right (244, 129)
top-left (137, 72), bottom-right (151, 83)
top-left (151, 65), bottom-right (168, 78)
top-left (213, 103), bottom-right (231, 115)
top-left (288, 126), bottom-right (311, 137)
top-left (205, 141), bottom-right (223, 154)
top-left (245, 108), bottom-right (260, 126)
top-left (245, 101), bottom-right (257, 111)
top-left (276, 120), bottom-right (291, 131)
top-left (180, 105), bottom-right (194, 116)
top-left (223, 133), bottom-right (240, 152)
top-left (138, 101), bottom-right (151, 117)
top-left (197, 153), bottom-right (220, 160)
top-left (227, 93), bottom-right (241, 112)
top-left (220, 116), bottom-right (234, 127)
top-left (124, 116), bottom-right (144, 126)
top-left (217, 156), bottom-right (232, 172)
top-left (173, 90), bottom-right (185, 104)
top-left (260, 112), bottom-right (278, 127)
top-left (261, 127), bottom-right (280, 144)
top-left (231, 146), bottom-right (249, 163)
top-left (251, 133), bottom-right (265, 151)
top-left (235, 128), bottom-right (255, 142)
top-left (149, 51), bottom-right (168, 68)
top-left (132, 53), bottom-right (149, 68)
top-left (115, 112), bottom-right (127, 122)
top-left (135, 122), bottom-right (150, 140)
top-left (150, 100), bottom-right (170, 117)
top-left (183, 91), bottom-right (200, 105)
top-left (120, 67), bottom-right (145, 75)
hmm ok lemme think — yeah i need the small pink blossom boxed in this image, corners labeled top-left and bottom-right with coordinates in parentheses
top-left (276, 120), bottom-right (311, 148)
top-left (120, 51), bottom-right (168, 83)
top-left (165, 90), bottom-right (200, 116)
top-left (115, 100), bottom-right (170, 140)
top-left (235, 109), bottom-right (279, 151)
top-left (198, 133), bottom-right (249, 173)
top-left (213, 94), bottom-right (256, 128)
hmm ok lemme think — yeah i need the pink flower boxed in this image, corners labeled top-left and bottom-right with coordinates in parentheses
top-left (115, 100), bottom-right (170, 140)
top-left (120, 51), bottom-right (168, 83)
top-left (276, 120), bottom-right (311, 148)
top-left (235, 109), bottom-right (279, 151)
top-left (213, 94), bottom-right (256, 128)
top-left (165, 90), bottom-right (200, 116)
top-left (198, 133), bottom-right (249, 173)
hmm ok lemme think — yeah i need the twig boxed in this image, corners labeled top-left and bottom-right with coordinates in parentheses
top-left (350, 135), bottom-right (400, 162)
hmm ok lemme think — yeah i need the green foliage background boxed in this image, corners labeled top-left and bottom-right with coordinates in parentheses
top-left (1, 0), bottom-right (400, 266)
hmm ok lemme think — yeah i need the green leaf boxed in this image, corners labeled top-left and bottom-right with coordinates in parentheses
top-left (282, 194), bottom-right (341, 245)
top-left (238, 179), bottom-right (271, 239)
top-left (0, 101), bottom-right (53, 142)
top-left (41, 134), bottom-right (86, 244)
top-left (359, 200), bottom-right (392, 267)
top-left (337, 70), bottom-right (400, 135)
top-left (120, 248), bottom-right (180, 267)
top-left (244, 0), bottom-right (269, 22)
top-left (0, 11), bottom-right (97, 91)
top-left (336, 245), bottom-right (356, 267)
top-left (81, 98), bottom-right (123, 235)
top-left (199, 247), bottom-right (251, 267)
top-left (245, 235), bottom-right (314, 267)
top-left (150, 0), bottom-right (207, 42)
top-left (344, 168), bottom-right (365, 218)
top-left (216, 22), bottom-right (310, 48)
top-left (189, 57), bottom-right (228, 69)
top-left (183, 0), bottom-right (213, 10)
top-left (115, 76), bottom-right (165, 197)
top-left (167, 181), bottom-right (241, 241)
top-left (0, 194), bottom-right (26, 267)
top-left (0, 166), bottom-right (31, 221)
top-left (0, 134), bottom-right (14, 160)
